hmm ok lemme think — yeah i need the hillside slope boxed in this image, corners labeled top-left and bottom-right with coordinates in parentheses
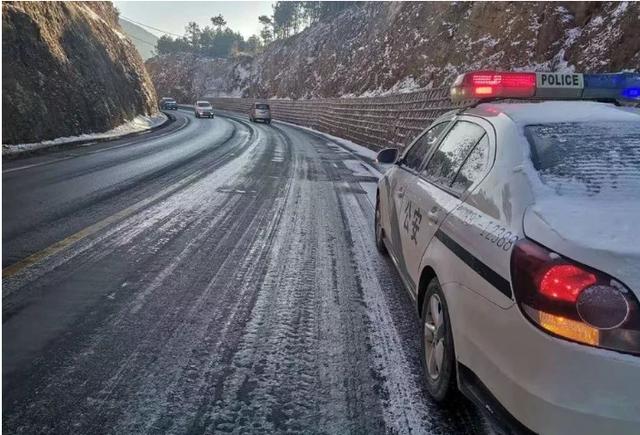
top-left (119, 18), bottom-right (158, 61)
top-left (145, 53), bottom-right (252, 102)
top-left (146, 1), bottom-right (640, 100)
top-left (2, 1), bottom-right (158, 145)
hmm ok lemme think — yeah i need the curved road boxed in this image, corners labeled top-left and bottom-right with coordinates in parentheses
top-left (3, 110), bottom-right (488, 434)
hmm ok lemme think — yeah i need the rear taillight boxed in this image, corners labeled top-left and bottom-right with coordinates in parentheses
top-left (511, 239), bottom-right (640, 354)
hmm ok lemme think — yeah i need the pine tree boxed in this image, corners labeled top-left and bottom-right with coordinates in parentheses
top-left (210, 14), bottom-right (227, 32)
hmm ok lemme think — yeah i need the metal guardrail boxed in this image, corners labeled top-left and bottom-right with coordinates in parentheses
top-left (205, 88), bottom-right (467, 150)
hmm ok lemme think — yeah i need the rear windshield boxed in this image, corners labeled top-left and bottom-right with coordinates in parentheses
top-left (165, 99), bottom-right (176, 103)
top-left (197, 102), bottom-right (211, 107)
top-left (256, 104), bottom-right (270, 110)
top-left (526, 121), bottom-right (640, 197)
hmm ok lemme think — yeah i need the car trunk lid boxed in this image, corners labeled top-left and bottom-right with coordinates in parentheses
top-left (523, 198), bottom-right (640, 298)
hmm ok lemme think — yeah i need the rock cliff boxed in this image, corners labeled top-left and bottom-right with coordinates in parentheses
top-left (2, 1), bottom-right (158, 144)
top-left (146, 1), bottom-right (639, 101)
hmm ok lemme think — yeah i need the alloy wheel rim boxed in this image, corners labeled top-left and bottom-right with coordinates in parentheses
top-left (424, 294), bottom-right (445, 380)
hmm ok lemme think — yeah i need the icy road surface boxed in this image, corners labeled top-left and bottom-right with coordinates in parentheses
top-left (3, 110), bottom-right (488, 434)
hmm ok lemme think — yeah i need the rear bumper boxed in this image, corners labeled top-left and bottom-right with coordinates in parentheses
top-left (445, 282), bottom-right (640, 435)
top-left (254, 111), bottom-right (271, 119)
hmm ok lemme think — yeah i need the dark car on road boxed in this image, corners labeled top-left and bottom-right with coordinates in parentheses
top-left (160, 97), bottom-right (178, 110)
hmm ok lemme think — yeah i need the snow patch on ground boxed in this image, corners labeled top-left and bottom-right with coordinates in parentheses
top-left (342, 159), bottom-right (374, 178)
top-left (342, 159), bottom-right (380, 206)
top-left (2, 113), bottom-right (167, 156)
top-left (278, 121), bottom-right (379, 160)
top-left (340, 192), bottom-right (441, 433)
top-left (275, 120), bottom-right (397, 188)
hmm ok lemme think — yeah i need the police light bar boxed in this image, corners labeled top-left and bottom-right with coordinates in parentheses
top-left (450, 71), bottom-right (640, 103)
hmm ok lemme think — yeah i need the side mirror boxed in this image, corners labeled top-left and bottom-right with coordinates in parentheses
top-left (376, 148), bottom-right (399, 164)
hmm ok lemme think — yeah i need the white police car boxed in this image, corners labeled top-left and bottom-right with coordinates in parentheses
top-left (375, 71), bottom-right (640, 434)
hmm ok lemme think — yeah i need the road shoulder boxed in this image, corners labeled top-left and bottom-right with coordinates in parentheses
top-left (2, 112), bottom-right (174, 161)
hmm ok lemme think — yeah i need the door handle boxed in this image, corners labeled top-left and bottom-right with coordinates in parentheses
top-left (427, 206), bottom-right (439, 224)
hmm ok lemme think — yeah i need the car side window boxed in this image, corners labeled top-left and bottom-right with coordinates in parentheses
top-left (422, 121), bottom-right (486, 189)
top-left (401, 123), bottom-right (448, 171)
top-left (451, 134), bottom-right (490, 193)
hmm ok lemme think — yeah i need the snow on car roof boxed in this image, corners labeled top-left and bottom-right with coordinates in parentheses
top-left (472, 101), bottom-right (640, 125)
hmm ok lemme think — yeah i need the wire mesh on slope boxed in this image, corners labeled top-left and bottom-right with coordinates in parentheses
top-left (207, 88), bottom-right (466, 150)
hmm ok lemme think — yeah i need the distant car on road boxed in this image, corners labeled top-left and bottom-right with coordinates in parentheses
top-left (249, 103), bottom-right (271, 124)
top-left (195, 100), bottom-right (214, 118)
top-left (160, 97), bottom-right (178, 110)
top-left (375, 70), bottom-right (640, 435)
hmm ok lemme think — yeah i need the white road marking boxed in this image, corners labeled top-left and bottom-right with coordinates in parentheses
top-left (2, 118), bottom-right (189, 175)
top-left (2, 156), bottom-right (76, 174)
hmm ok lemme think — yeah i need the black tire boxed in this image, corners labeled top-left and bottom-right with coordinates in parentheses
top-left (266, 119), bottom-right (271, 125)
top-left (421, 278), bottom-right (457, 403)
top-left (195, 113), bottom-right (199, 118)
top-left (374, 196), bottom-right (388, 255)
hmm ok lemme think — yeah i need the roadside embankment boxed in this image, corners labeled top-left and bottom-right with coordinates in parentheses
top-left (2, 113), bottom-right (169, 158)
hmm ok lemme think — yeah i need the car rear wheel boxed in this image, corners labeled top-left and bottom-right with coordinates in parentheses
top-left (374, 197), bottom-right (387, 255)
top-left (421, 278), bottom-right (457, 402)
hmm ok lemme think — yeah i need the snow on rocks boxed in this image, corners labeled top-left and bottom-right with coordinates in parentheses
top-left (147, 2), bottom-right (640, 102)
top-left (2, 113), bottom-right (168, 156)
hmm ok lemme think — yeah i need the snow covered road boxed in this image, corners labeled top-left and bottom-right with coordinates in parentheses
top-left (3, 110), bottom-right (488, 434)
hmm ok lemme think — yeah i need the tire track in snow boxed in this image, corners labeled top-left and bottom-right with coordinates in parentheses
top-left (73, 126), bottom-right (285, 433)
top-left (194, 128), bottom-right (386, 434)
top-left (3, 118), bottom-right (270, 433)
top-left (3, 118), bottom-right (488, 435)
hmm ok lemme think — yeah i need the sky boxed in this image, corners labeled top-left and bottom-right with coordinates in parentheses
top-left (114, 1), bottom-right (274, 39)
